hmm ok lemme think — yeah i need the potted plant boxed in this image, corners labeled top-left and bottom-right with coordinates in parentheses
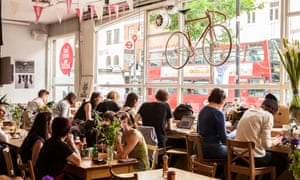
top-left (282, 134), bottom-right (300, 179)
top-left (276, 39), bottom-right (300, 124)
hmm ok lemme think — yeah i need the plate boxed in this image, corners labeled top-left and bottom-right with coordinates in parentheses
top-left (92, 158), bottom-right (106, 164)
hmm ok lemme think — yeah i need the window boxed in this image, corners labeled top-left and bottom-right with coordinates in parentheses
top-left (113, 29), bottom-right (120, 44)
top-left (247, 12), bottom-right (256, 24)
top-left (106, 30), bottom-right (112, 45)
top-left (270, 1), bottom-right (279, 21)
top-left (106, 56), bottom-right (111, 66)
top-left (129, 27), bottom-right (134, 39)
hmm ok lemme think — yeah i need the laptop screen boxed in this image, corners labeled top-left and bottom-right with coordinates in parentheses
top-left (178, 115), bottom-right (195, 129)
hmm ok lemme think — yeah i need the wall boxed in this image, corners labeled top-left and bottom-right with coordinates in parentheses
top-left (0, 23), bottom-right (47, 104)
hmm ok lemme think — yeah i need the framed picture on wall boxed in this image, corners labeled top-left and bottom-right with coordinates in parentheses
top-left (79, 76), bottom-right (93, 100)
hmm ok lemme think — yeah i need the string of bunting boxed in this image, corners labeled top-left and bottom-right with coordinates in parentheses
top-left (9, 0), bottom-right (134, 23)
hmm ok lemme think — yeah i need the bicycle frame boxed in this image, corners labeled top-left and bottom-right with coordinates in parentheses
top-left (183, 9), bottom-right (227, 56)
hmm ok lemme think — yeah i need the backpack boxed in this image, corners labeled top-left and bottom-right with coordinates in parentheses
top-left (173, 103), bottom-right (193, 120)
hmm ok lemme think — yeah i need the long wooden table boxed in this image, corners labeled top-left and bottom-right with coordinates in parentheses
top-left (119, 167), bottom-right (218, 180)
top-left (64, 158), bottom-right (138, 180)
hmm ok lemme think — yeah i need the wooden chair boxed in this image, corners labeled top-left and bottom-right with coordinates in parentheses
top-left (109, 167), bottom-right (138, 180)
top-left (226, 139), bottom-right (276, 180)
top-left (166, 135), bottom-right (188, 168)
top-left (17, 154), bottom-right (36, 180)
top-left (146, 144), bottom-right (159, 169)
top-left (185, 134), bottom-right (227, 178)
top-left (2, 146), bottom-right (15, 177)
top-left (190, 155), bottom-right (217, 177)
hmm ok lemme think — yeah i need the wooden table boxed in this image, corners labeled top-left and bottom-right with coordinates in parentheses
top-left (120, 167), bottom-right (218, 180)
top-left (64, 158), bottom-right (138, 180)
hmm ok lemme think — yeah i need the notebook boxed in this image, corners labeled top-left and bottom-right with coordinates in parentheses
top-left (177, 115), bottom-right (195, 129)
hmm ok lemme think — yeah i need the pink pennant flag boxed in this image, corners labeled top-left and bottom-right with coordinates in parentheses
top-left (33, 5), bottom-right (43, 23)
top-left (122, 3), bottom-right (126, 16)
top-left (94, 3), bottom-right (104, 22)
top-left (55, 7), bottom-right (64, 24)
top-left (10, 0), bottom-right (20, 17)
top-left (89, 5), bottom-right (95, 20)
top-left (75, 7), bottom-right (83, 23)
top-left (66, 0), bottom-right (72, 16)
top-left (126, 0), bottom-right (133, 10)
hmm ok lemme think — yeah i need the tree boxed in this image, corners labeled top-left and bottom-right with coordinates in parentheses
top-left (150, 0), bottom-right (264, 40)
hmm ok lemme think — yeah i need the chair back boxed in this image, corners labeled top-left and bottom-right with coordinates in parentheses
top-left (226, 139), bottom-right (276, 180)
top-left (190, 156), bottom-right (217, 177)
top-left (2, 146), bottom-right (15, 177)
top-left (17, 153), bottom-right (36, 180)
top-left (227, 139), bottom-right (256, 172)
top-left (185, 133), bottom-right (203, 162)
top-left (110, 167), bottom-right (138, 180)
top-left (146, 144), bottom-right (159, 169)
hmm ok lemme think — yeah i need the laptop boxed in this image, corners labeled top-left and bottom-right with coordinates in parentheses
top-left (177, 115), bottom-right (195, 129)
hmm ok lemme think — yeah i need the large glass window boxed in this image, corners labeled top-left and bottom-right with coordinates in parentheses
top-left (49, 35), bottom-right (76, 101)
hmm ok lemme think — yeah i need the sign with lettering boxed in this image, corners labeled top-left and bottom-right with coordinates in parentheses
top-left (59, 43), bottom-right (73, 75)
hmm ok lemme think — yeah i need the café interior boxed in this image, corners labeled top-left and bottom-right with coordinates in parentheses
top-left (1, 0), bottom-right (300, 179)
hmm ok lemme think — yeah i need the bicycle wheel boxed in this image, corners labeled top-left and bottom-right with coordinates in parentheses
top-left (202, 24), bottom-right (232, 66)
top-left (165, 31), bottom-right (191, 69)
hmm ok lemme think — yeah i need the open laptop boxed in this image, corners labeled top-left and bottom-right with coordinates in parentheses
top-left (177, 115), bottom-right (195, 129)
top-left (172, 115), bottom-right (195, 134)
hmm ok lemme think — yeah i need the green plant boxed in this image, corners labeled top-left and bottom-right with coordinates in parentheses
top-left (97, 116), bottom-right (121, 146)
top-left (9, 104), bottom-right (23, 127)
top-left (276, 39), bottom-right (300, 108)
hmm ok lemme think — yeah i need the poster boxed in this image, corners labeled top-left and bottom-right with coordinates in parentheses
top-left (15, 60), bottom-right (34, 89)
top-left (79, 76), bottom-right (93, 100)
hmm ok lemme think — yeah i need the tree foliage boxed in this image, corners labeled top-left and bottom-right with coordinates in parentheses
top-left (150, 0), bottom-right (264, 40)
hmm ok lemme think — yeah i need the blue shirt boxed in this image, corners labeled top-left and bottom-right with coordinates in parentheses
top-left (197, 106), bottom-right (227, 144)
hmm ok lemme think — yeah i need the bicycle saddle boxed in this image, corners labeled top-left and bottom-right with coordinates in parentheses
top-left (178, 9), bottom-right (191, 15)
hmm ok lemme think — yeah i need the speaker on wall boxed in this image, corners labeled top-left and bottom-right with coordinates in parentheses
top-left (0, 57), bottom-right (14, 84)
top-left (31, 30), bottom-right (48, 41)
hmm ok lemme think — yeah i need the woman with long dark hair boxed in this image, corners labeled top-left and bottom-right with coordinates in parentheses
top-left (20, 111), bottom-right (52, 166)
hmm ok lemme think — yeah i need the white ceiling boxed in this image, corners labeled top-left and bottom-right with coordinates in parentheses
top-left (2, 0), bottom-right (167, 25)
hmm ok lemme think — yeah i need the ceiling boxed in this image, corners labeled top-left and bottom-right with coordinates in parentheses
top-left (2, 0), bottom-right (168, 25)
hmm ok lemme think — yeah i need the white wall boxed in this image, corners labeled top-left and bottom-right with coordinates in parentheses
top-left (0, 23), bottom-right (47, 104)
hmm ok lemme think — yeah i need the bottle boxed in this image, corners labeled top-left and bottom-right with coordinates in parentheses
top-left (81, 137), bottom-right (88, 157)
top-left (92, 144), bottom-right (98, 160)
top-left (75, 136), bottom-right (81, 151)
top-left (162, 154), bottom-right (168, 178)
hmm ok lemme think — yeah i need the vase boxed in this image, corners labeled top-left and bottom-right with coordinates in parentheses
top-left (106, 145), bottom-right (114, 163)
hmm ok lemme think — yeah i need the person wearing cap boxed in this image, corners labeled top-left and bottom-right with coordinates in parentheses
top-left (235, 97), bottom-right (286, 178)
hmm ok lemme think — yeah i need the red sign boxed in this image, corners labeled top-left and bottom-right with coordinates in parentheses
top-left (125, 41), bottom-right (133, 50)
top-left (132, 34), bottom-right (137, 42)
top-left (59, 43), bottom-right (73, 75)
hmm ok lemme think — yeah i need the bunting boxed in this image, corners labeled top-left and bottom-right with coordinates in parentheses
top-left (33, 5), bottom-right (43, 23)
top-left (75, 7), bottom-right (84, 23)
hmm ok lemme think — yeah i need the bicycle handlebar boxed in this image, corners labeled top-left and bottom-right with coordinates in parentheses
top-left (206, 9), bottom-right (227, 21)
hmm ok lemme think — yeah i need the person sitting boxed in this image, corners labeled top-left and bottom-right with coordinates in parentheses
top-left (235, 97), bottom-right (286, 178)
top-left (34, 117), bottom-right (81, 180)
top-left (197, 88), bottom-right (229, 159)
top-left (96, 91), bottom-right (121, 115)
top-left (54, 92), bottom-right (77, 118)
top-left (20, 112), bottom-right (52, 166)
top-left (116, 111), bottom-right (150, 171)
top-left (0, 104), bottom-right (9, 142)
top-left (121, 92), bottom-right (139, 128)
top-left (74, 92), bottom-right (102, 122)
top-left (27, 89), bottom-right (49, 113)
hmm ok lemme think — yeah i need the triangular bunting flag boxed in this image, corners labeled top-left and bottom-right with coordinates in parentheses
top-left (115, 5), bottom-right (119, 19)
top-left (94, 3), bottom-right (104, 22)
top-left (10, 0), bottom-right (20, 17)
top-left (122, 3), bottom-right (126, 16)
top-left (75, 7), bottom-right (84, 23)
top-left (66, 0), bottom-right (72, 16)
top-left (126, 0), bottom-right (133, 10)
top-left (55, 7), bottom-right (64, 24)
top-left (33, 5), bottom-right (43, 23)
top-left (89, 5), bottom-right (95, 20)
